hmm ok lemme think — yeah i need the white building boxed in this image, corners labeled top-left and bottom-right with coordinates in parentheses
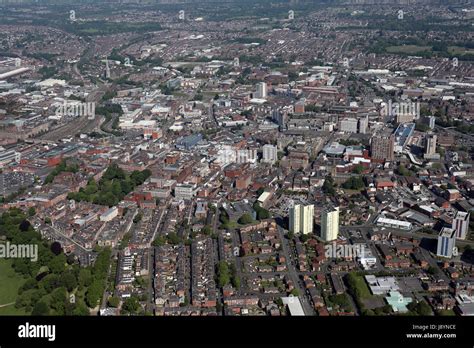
top-left (0, 150), bottom-right (21, 168)
top-left (365, 275), bottom-right (400, 295)
top-left (100, 207), bottom-right (119, 222)
top-left (339, 118), bottom-right (359, 133)
top-left (452, 211), bottom-right (470, 240)
top-left (262, 144), bottom-right (278, 164)
top-left (321, 206), bottom-right (339, 241)
top-left (289, 204), bottom-right (314, 235)
top-left (375, 216), bottom-right (412, 230)
top-left (255, 82), bottom-right (267, 99)
top-left (437, 227), bottom-right (457, 258)
top-left (174, 184), bottom-right (195, 200)
top-left (281, 296), bottom-right (305, 316)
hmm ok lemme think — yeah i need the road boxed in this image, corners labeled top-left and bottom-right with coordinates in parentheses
top-left (276, 225), bottom-right (314, 315)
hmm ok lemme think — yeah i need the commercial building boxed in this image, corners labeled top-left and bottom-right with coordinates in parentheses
top-left (365, 275), bottom-right (400, 295)
top-left (394, 123), bottom-right (415, 153)
top-left (437, 227), bottom-right (456, 258)
top-left (452, 211), bottom-right (470, 240)
top-left (375, 216), bottom-right (412, 230)
top-left (176, 133), bottom-right (203, 150)
top-left (174, 184), bottom-right (195, 200)
top-left (320, 206), bottom-right (339, 241)
top-left (339, 118), bottom-right (359, 133)
top-left (0, 150), bottom-right (21, 168)
top-left (289, 204), bottom-right (314, 235)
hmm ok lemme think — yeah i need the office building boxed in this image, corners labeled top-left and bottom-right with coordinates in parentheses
top-left (321, 206), bottom-right (339, 241)
top-left (289, 204), bottom-right (314, 235)
top-left (437, 227), bottom-right (456, 258)
top-left (452, 211), bottom-right (470, 240)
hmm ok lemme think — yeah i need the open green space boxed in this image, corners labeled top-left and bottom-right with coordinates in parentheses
top-left (0, 259), bottom-right (26, 315)
top-left (386, 45), bottom-right (432, 55)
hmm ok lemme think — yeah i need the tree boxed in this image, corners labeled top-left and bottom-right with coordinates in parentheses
top-left (217, 261), bottom-right (231, 288)
top-left (49, 254), bottom-right (67, 274)
top-left (60, 272), bottom-right (78, 292)
top-left (287, 230), bottom-right (295, 240)
top-left (342, 176), bottom-right (365, 190)
top-left (397, 165), bottom-right (413, 177)
top-left (51, 241), bottom-right (62, 256)
top-left (133, 212), bottom-right (143, 224)
top-left (152, 236), bottom-right (166, 247)
top-left (108, 296), bottom-right (120, 308)
top-left (166, 232), bottom-right (181, 245)
top-left (231, 276), bottom-right (241, 289)
top-left (408, 301), bottom-right (433, 316)
top-left (32, 301), bottom-right (49, 316)
top-left (50, 287), bottom-right (68, 315)
top-left (85, 280), bottom-right (103, 308)
top-left (19, 219), bottom-right (31, 232)
top-left (28, 207), bottom-right (36, 217)
top-left (73, 301), bottom-right (90, 316)
top-left (322, 175), bottom-right (336, 196)
top-left (238, 213), bottom-right (253, 225)
top-left (352, 165), bottom-right (364, 174)
top-left (253, 202), bottom-right (270, 220)
top-left (201, 225), bottom-right (212, 235)
top-left (79, 269), bottom-right (93, 288)
top-left (122, 296), bottom-right (140, 314)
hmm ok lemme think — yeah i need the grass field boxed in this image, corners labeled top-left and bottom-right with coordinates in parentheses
top-left (448, 46), bottom-right (474, 55)
top-left (0, 259), bottom-right (27, 315)
top-left (386, 45), bottom-right (432, 54)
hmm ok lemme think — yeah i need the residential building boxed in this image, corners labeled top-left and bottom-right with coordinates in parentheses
top-left (321, 206), bottom-right (339, 241)
top-left (424, 134), bottom-right (438, 159)
top-left (437, 227), bottom-right (457, 258)
top-left (255, 82), bottom-right (267, 99)
top-left (262, 144), bottom-right (278, 164)
top-left (371, 134), bottom-right (395, 162)
top-left (289, 204), bottom-right (314, 235)
top-left (452, 211), bottom-right (470, 240)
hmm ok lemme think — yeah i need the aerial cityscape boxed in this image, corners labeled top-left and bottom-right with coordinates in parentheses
top-left (1, 0), bottom-right (474, 324)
